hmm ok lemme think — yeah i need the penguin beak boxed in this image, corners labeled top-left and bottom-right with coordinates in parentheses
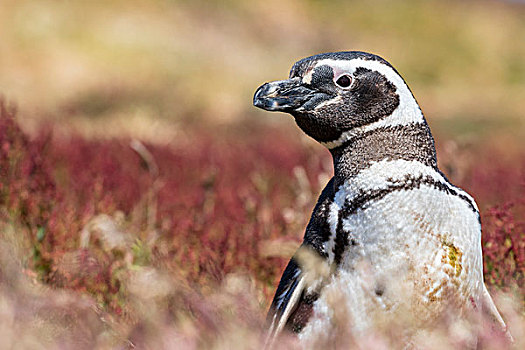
top-left (253, 78), bottom-right (316, 112)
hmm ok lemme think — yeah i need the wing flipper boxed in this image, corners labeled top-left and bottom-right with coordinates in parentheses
top-left (265, 258), bottom-right (305, 347)
top-left (481, 284), bottom-right (513, 342)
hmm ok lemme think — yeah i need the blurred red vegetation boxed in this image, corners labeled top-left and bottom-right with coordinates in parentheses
top-left (1, 99), bottom-right (523, 323)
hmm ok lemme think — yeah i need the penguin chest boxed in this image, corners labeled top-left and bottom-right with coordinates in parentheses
top-left (321, 172), bottom-right (483, 320)
top-left (299, 186), bottom-right (483, 344)
top-left (342, 188), bottom-right (481, 294)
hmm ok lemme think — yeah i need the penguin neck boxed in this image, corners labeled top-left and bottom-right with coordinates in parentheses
top-left (329, 121), bottom-right (438, 189)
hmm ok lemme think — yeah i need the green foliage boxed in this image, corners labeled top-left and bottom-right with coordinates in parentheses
top-left (131, 239), bottom-right (151, 266)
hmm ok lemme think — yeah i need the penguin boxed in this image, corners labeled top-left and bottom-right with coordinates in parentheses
top-left (253, 51), bottom-right (509, 347)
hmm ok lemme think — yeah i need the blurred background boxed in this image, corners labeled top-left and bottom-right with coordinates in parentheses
top-left (1, 0), bottom-right (524, 145)
top-left (0, 0), bottom-right (523, 348)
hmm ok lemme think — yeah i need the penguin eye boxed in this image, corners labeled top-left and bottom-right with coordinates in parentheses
top-left (335, 75), bottom-right (352, 88)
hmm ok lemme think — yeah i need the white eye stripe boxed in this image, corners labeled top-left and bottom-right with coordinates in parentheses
top-left (314, 58), bottom-right (425, 149)
top-left (302, 69), bottom-right (314, 84)
top-left (315, 58), bottom-right (411, 98)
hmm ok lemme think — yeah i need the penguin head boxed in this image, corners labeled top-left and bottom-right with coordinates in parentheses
top-left (254, 51), bottom-right (424, 148)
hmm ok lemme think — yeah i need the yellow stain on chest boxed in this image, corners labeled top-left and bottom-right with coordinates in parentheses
top-left (443, 241), bottom-right (463, 277)
top-left (424, 241), bottom-right (464, 303)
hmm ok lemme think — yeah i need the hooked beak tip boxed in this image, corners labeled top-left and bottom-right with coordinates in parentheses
top-left (253, 78), bottom-right (307, 112)
top-left (253, 82), bottom-right (276, 109)
top-left (253, 84), bottom-right (265, 108)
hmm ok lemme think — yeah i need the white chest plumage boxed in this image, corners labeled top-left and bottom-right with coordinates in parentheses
top-left (300, 159), bottom-right (484, 342)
